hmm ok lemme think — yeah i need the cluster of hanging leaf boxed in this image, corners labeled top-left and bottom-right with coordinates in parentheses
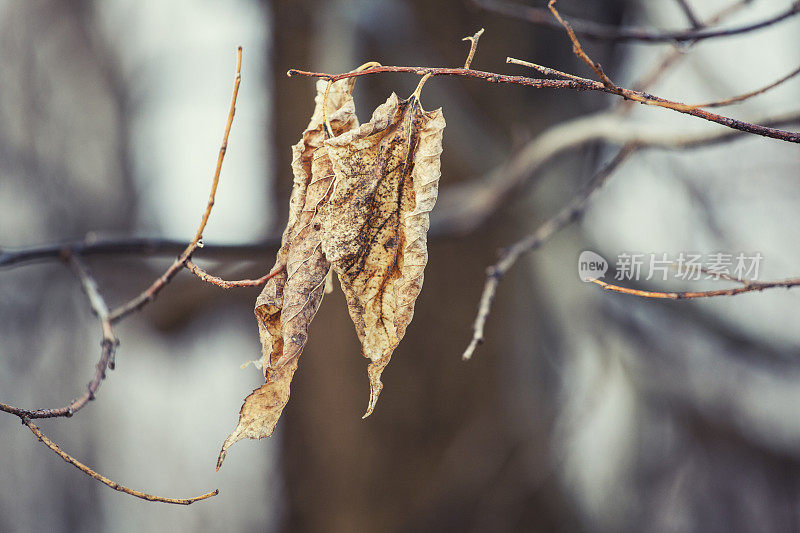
top-left (217, 70), bottom-right (446, 469)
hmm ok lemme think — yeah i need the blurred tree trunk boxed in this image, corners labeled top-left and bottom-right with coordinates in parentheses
top-left (264, 0), bottom-right (621, 530)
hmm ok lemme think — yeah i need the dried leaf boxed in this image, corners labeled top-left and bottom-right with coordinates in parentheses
top-left (218, 74), bottom-right (445, 468)
top-left (320, 91), bottom-right (445, 417)
top-left (217, 78), bottom-right (358, 469)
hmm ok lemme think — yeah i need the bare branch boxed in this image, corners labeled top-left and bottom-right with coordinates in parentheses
top-left (0, 236), bottom-right (280, 269)
top-left (0, 255), bottom-right (118, 419)
top-left (624, 0), bottom-right (751, 98)
top-left (509, 56), bottom-right (800, 111)
top-left (692, 64), bottom-right (800, 108)
top-left (472, 0), bottom-right (800, 43)
top-left (287, 66), bottom-right (800, 143)
top-left (547, 0), bottom-right (616, 89)
top-left (108, 46), bottom-right (243, 323)
top-left (186, 260), bottom-right (285, 289)
top-left (23, 419), bottom-right (218, 505)
top-left (0, 47), bottom-right (242, 505)
top-left (589, 277), bottom-right (800, 299)
top-left (674, 0), bottom-right (704, 30)
top-left (463, 145), bottom-right (636, 360)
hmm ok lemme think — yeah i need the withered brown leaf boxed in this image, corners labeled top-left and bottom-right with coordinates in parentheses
top-left (217, 77), bottom-right (358, 470)
top-left (320, 91), bottom-right (445, 417)
top-left (218, 74), bottom-right (445, 469)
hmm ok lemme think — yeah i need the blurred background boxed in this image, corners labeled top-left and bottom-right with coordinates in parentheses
top-left (1, 0), bottom-right (799, 531)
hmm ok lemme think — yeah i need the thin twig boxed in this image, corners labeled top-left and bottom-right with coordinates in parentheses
top-left (186, 260), bottom-right (285, 289)
top-left (433, 109), bottom-right (800, 236)
top-left (462, 28), bottom-right (485, 69)
top-left (463, 145), bottom-right (637, 360)
top-left (674, 0), bottom-right (704, 29)
top-left (70, 255), bottom-right (119, 369)
top-left (624, 0), bottom-right (751, 102)
top-left (509, 58), bottom-right (800, 111)
top-left (0, 47), bottom-right (241, 506)
top-left (108, 46), bottom-right (243, 324)
top-left (23, 419), bottom-right (218, 505)
top-left (691, 64), bottom-right (800, 108)
top-left (0, 236), bottom-right (280, 269)
top-left (0, 255), bottom-right (119, 419)
top-left (547, 0), bottom-right (616, 89)
top-left (472, 0), bottom-right (800, 43)
top-left (288, 65), bottom-right (800, 143)
top-left (506, 57), bottom-right (588, 83)
top-left (589, 277), bottom-right (800, 299)
top-left (4, 112), bottom-right (799, 277)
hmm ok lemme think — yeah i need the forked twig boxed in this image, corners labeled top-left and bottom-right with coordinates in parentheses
top-left (509, 57), bottom-right (800, 111)
top-left (463, 28), bottom-right (485, 69)
top-left (505, 57), bottom-right (587, 83)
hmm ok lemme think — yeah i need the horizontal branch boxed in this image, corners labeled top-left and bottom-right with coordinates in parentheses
top-left (472, 0), bottom-right (800, 43)
top-left (589, 277), bottom-right (800, 299)
top-left (287, 66), bottom-right (800, 143)
top-left (0, 237), bottom-right (280, 269)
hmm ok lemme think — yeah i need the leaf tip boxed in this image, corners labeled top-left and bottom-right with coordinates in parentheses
top-left (216, 436), bottom-right (236, 471)
top-left (363, 361), bottom-right (387, 418)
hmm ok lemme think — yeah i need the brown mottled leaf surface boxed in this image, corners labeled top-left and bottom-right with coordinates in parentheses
top-left (218, 75), bottom-right (445, 468)
top-left (320, 92), bottom-right (445, 417)
top-left (217, 78), bottom-right (358, 469)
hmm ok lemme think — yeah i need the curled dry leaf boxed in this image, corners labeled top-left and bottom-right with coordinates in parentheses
top-left (217, 77), bottom-right (358, 470)
top-left (218, 73), bottom-right (445, 469)
top-left (320, 91), bottom-right (445, 417)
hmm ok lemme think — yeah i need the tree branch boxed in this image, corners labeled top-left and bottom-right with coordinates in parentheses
top-left (107, 46), bottom-right (243, 324)
top-left (0, 46), bottom-right (243, 505)
top-left (472, 0), bottom-right (800, 43)
top-left (674, 0), bottom-right (704, 30)
top-left (0, 255), bottom-right (117, 419)
top-left (691, 64), bottom-right (800, 108)
top-left (23, 419), bottom-right (218, 505)
top-left (186, 259), bottom-right (285, 289)
top-left (589, 277), bottom-right (800, 299)
top-left (463, 145), bottom-right (636, 360)
top-left (287, 66), bottom-right (800, 143)
top-left (0, 236), bottom-right (280, 269)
